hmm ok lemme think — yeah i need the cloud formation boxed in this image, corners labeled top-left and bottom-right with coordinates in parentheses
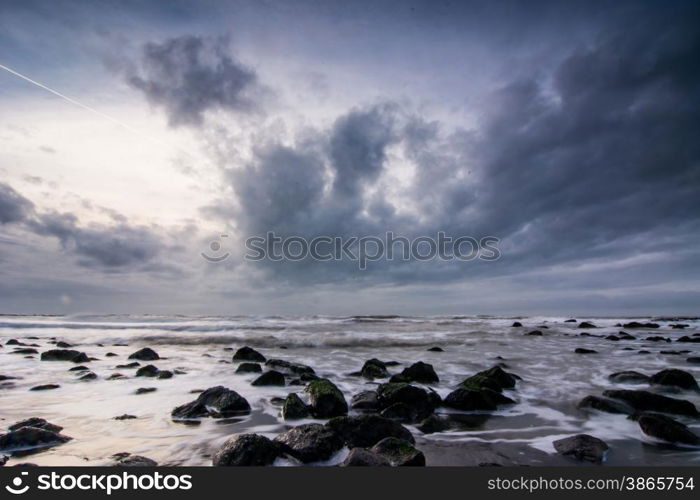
top-left (127, 35), bottom-right (259, 127)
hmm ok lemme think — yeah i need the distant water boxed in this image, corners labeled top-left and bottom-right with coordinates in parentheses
top-left (1, 314), bottom-right (699, 466)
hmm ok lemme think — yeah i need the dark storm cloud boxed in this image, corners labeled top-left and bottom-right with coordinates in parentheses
top-left (216, 3), bottom-right (700, 287)
top-left (0, 183), bottom-right (35, 224)
top-left (0, 183), bottom-right (170, 271)
top-left (127, 35), bottom-right (259, 127)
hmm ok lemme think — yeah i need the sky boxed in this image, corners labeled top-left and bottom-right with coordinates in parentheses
top-left (0, 0), bottom-right (698, 316)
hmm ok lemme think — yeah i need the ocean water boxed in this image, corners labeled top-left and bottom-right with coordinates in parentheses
top-left (0, 314), bottom-right (698, 466)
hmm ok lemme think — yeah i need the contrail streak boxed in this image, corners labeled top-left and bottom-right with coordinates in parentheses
top-left (0, 62), bottom-right (172, 149)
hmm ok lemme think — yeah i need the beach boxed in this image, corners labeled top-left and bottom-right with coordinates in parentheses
top-left (1, 314), bottom-right (699, 466)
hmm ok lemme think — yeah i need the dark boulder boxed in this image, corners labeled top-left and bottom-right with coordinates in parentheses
top-left (157, 370), bottom-right (173, 379)
top-left (79, 372), bottom-right (97, 381)
top-left (172, 386), bottom-right (251, 420)
top-left (340, 448), bottom-right (390, 466)
top-left (636, 413), bottom-right (700, 446)
top-left (605, 335), bottom-right (620, 341)
top-left (389, 361), bottom-right (439, 384)
top-left (351, 391), bottom-right (379, 411)
top-left (0, 426), bottom-right (72, 452)
top-left (282, 393), bottom-right (310, 420)
top-left (236, 363), bottom-right (262, 374)
top-left (380, 403), bottom-right (420, 423)
top-left (578, 322), bottom-right (596, 328)
top-left (326, 414), bottom-right (414, 448)
top-left (371, 437), bottom-right (425, 466)
top-left (135, 387), bottom-right (156, 395)
top-left (252, 370), bottom-right (285, 387)
top-left (266, 359), bottom-right (316, 377)
top-left (443, 387), bottom-right (514, 411)
top-left (677, 336), bottom-right (700, 343)
top-left (603, 390), bottom-right (699, 417)
top-left (524, 330), bottom-right (543, 336)
top-left (111, 452), bottom-right (158, 467)
top-left (564, 319), bottom-right (577, 323)
top-left (416, 415), bottom-right (452, 434)
top-left (213, 434), bottom-right (281, 466)
top-left (233, 346), bottom-right (266, 363)
top-left (645, 336), bottom-right (671, 342)
top-left (687, 357), bottom-right (700, 364)
top-left (107, 373), bottom-right (126, 380)
top-left (511, 322), bottom-right (522, 327)
top-left (135, 365), bottom-right (159, 377)
top-left (459, 366), bottom-right (517, 393)
top-left (553, 434), bottom-right (608, 464)
top-left (8, 418), bottom-right (62, 434)
top-left (376, 383), bottom-right (437, 421)
top-left (649, 369), bottom-right (699, 391)
top-left (623, 322), bottom-right (659, 329)
top-left (575, 348), bottom-right (598, 354)
top-left (30, 384), bottom-right (59, 391)
top-left (577, 396), bottom-right (633, 414)
top-left (40, 349), bottom-right (88, 363)
top-left (116, 362), bottom-right (140, 369)
top-left (358, 359), bottom-right (389, 380)
top-left (305, 379), bottom-right (348, 418)
top-left (127, 348), bottom-right (159, 361)
top-left (274, 424), bottom-right (343, 463)
top-left (608, 371), bottom-right (650, 384)
top-left (113, 414), bottom-right (137, 420)
top-left (427, 346), bottom-right (444, 352)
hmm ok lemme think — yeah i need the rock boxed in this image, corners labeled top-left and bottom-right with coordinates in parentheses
top-left (646, 336), bottom-right (671, 342)
top-left (107, 373), bottom-right (126, 380)
top-left (389, 361), bottom-right (439, 384)
top-left (326, 415), bottom-right (414, 447)
top-left (213, 434), bottom-right (281, 466)
top-left (578, 322), bottom-right (596, 328)
top-left (671, 324), bottom-right (689, 329)
top-left (0, 426), bottom-right (72, 452)
top-left (459, 366), bottom-right (517, 393)
top-left (687, 357), bottom-right (700, 364)
top-left (116, 362), bottom-right (140, 369)
top-left (172, 386), bottom-right (251, 420)
top-left (157, 370), bottom-right (173, 379)
top-left (274, 424), bottom-right (343, 463)
top-left (252, 370), bottom-right (286, 387)
top-left (339, 448), bottom-right (390, 466)
top-left (380, 403), bottom-right (420, 423)
top-left (553, 434), bottom-right (608, 463)
top-left (128, 348), bottom-right (159, 361)
top-left (265, 359), bottom-right (315, 376)
top-left (105, 352), bottom-right (118, 357)
top-left (305, 379), bottom-right (348, 418)
top-left (649, 369), bottom-right (699, 391)
top-left (282, 393), bottom-right (310, 420)
top-left (577, 396), bottom-right (633, 414)
top-left (79, 372), bottom-right (97, 381)
top-left (443, 388), bottom-right (514, 411)
top-left (8, 418), bottom-right (62, 434)
top-left (55, 341), bottom-right (73, 348)
top-left (677, 336), bottom-right (700, 343)
top-left (40, 349), bottom-right (88, 363)
top-left (376, 383), bottom-right (437, 421)
top-left (69, 365), bottom-right (89, 372)
top-left (636, 412), bottom-right (700, 446)
top-left (236, 363), bottom-right (262, 374)
top-left (605, 335), bottom-right (620, 341)
top-left (0, 375), bottom-right (19, 381)
top-left (371, 437), bottom-right (425, 466)
top-left (608, 371), bottom-right (650, 384)
top-left (511, 322), bottom-right (522, 327)
top-left (358, 359), bottom-right (389, 379)
top-left (524, 330), bottom-right (543, 336)
top-left (416, 415), bottom-right (452, 434)
top-left (351, 391), bottom-right (379, 410)
top-left (603, 390), bottom-right (699, 416)
top-left (618, 332), bottom-right (636, 340)
top-left (30, 384), bottom-right (60, 391)
top-left (564, 319), bottom-right (577, 323)
top-left (233, 346), bottom-right (266, 363)
top-left (623, 322), bottom-right (660, 329)
top-left (12, 348), bottom-right (38, 354)
top-left (135, 387), bottom-right (156, 395)
top-left (575, 348), bottom-right (598, 354)
top-left (427, 346), bottom-right (444, 352)
top-left (113, 414), bottom-right (137, 420)
top-left (135, 365), bottom-right (159, 377)
top-left (111, 452), bottom-right (158, 467)
top-left (6, 339), bottom-right (21, 345)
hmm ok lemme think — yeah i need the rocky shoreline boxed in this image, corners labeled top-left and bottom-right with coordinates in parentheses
top-left (1, 317), bottom-right (699, 466)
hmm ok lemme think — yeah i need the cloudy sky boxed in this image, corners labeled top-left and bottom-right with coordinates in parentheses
top-left (0, 0), bottom-right (698, 316)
